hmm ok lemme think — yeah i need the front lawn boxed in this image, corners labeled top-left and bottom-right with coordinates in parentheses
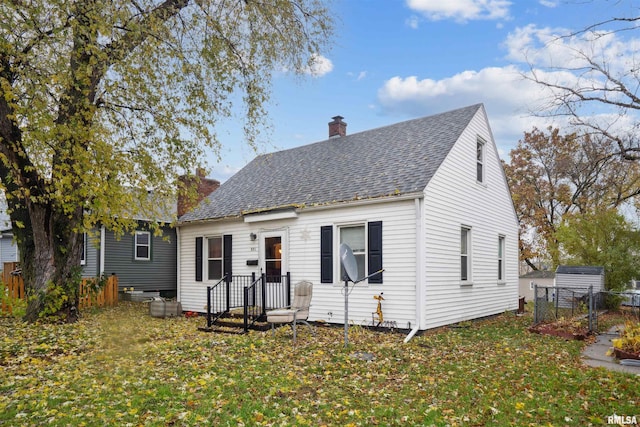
top-left (1, 303), bottom-right (638, 426)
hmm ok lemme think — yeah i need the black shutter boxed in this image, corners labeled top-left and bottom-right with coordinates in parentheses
top-left (368, 221), bottom-right (383, 284)
top-left (223, 234), bottom-right (232, 283)
top-left (195, 237), bottom-right (203, 282)
top-left (320, 226), bottom-right (333, 283)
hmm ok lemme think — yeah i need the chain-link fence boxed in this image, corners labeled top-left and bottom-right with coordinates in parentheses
top-left (533, 285), bottom-right (640, 332)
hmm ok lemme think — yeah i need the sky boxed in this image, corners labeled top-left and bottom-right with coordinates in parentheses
top-left (207, 0), bottom-right (639, 182)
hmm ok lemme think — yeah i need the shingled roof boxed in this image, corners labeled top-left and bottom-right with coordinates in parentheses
top-left (180, 104), bottom-right (483, 223)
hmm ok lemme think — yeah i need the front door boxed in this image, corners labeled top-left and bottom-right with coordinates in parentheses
top-left (261, 231), bottom-right (287, 309)
top-left (264, 235), bottom-right (282, 280)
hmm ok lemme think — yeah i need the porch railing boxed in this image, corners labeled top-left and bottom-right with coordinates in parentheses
top-left (206, 272), bottom-right (291, 331)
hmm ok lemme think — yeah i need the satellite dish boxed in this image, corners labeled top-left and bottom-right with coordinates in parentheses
top-left (340, 243), bottom-right (358, 282)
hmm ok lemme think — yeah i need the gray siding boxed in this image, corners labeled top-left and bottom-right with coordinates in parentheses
top-left (0, 233), bottom-right (18, 266)
top-left (103, 223), bottom-right (177, 291)
top-left (81, 233), bottom-right (100, 278)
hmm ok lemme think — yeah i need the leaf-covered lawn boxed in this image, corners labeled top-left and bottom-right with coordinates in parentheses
top-left (1, 303), bottom-right (638, 426)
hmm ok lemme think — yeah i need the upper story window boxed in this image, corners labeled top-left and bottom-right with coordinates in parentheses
top-left (207, 236), bottom-right (223, 280)
top-left (134, 231), bottom-right (151, 261)
top-left (461, 226), bottom-right (471, 283)
top-left (340, 225), bottom-right (366, 281)
top-left (498, 235), bottom-right (505, 282)
top-left (477, 137), bottom-right (485, 183)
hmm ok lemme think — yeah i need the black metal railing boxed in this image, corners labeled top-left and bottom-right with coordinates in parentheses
top-left (206, 274), bottom-right (230, 328)
top-left (206, 272), bottom-right (291, 331)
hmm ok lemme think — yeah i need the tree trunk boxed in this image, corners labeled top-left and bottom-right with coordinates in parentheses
top-left (21, 200), bottom-right (84, 323)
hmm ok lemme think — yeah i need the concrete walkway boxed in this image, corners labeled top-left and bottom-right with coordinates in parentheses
top-left (582, 326), bottom-right (640, 375)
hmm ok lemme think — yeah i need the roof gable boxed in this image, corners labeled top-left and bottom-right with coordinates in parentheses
top-left (181, 104), bottom-right (483, 222)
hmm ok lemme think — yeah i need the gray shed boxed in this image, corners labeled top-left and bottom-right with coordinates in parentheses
top-left (555, 265), bottom-right (605, 292)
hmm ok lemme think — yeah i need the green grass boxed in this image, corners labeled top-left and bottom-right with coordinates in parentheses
top-left (1, 303), bottom-right (638, 426)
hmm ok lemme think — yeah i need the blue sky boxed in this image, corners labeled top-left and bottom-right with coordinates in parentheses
top-left (208, 0), bottom-right (635, 181)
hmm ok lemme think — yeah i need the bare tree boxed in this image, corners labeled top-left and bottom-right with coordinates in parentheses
top-left (525, 9), bottom-right (640, 160)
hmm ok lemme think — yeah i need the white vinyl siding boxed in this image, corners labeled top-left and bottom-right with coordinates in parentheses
top-left (177, 199), bottom-right (417, 328)
top-left (422, 106), bottom-right (519, 329)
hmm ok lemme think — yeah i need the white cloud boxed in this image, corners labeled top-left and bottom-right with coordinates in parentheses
top-left (405, 15), bottom-right (420, 29)
top-left (539, 0), bottom-right (558, 7)
top-left (406, 0), bottom-right (512, 23)
top-left (304, 54), bottom-right (333, 78)
top-left (376, 66), bottom-right (569, 153)
top-left (347, 71), bottom-right (367, 81)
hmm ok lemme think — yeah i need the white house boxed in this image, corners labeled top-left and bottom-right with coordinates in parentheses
top-left (177, 104), bottom-right (519, 335)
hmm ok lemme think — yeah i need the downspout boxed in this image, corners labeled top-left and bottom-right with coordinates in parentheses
top-left (404, 196), bottom-right (424, 343)
top-left (176, 226), bottom-right (181, 302)
top-left (99, 225), bottom-right (106, 277)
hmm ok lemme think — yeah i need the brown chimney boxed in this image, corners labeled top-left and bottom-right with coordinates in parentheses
top-left (328, 116), bottom-right (347, 138)
top-left (177, 168), bottom-right (220, 217)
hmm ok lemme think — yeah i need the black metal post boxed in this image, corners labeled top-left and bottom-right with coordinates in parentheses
top-left (588, 286), bottom-right (593, 332)
top-left (533, 284), bottom-right (538, 324)
top-left (261, 273), bottom-right (267, 315)
top-left (286, 272), bottom-right (291, 308)
top-left (225, 273), bottom-right (231, 312)
top-left (243, 286), bottom-right (249, 332)
top-left (206, 286), bottom-right (212, 328)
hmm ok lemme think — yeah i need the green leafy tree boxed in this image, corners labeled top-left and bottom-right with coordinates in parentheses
top-left (0, 0), bottom-right (333, 322)
top-left (556, 208), bottom-right (640, 291)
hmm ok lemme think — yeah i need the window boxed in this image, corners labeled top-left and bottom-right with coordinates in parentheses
top-left (529, 281), bottom-right (534, 291)
top-left (134, 231), bottom-right (150, 260)
top-left (461, 227), bottom-right (471, 282)
top-left (340, 225), bottom-right (366, 281)
top-left (207, 236), bottom-right (223, 280)
top-left (498, 235), bottom-right (505, 282)
top-left (476, 138), bottom-right (485, 183)
top-left (80, 233), bottom-right (86, 265)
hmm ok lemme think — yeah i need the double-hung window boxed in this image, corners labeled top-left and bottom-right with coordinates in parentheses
top-left (207, 236), bottom-right (223, 280)
top-left (461, 227), bottom-right (471, 282)
top-left (340, 225), bottom-right (366, 281)
top-left (498, 235), bottom-right (505, 282)
top-left (477, 137), bottom-right (485, 183)
top-left (135, 231), bottom-right (151, 260)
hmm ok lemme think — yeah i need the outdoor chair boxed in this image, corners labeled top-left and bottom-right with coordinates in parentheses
top-left (266, 281), bottom-right (315, 342)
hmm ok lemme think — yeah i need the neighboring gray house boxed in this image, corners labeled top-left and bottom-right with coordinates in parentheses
top-left (177, 104), bottom-right (520, 335)
top-left (0, 200), bottom-right (19, 270)
top-left (81, 223), bottom-right (177, 296)
top-left (555, 265), bottom-right (605, 292)
top-left (519, 270), bottom-right (555, 301)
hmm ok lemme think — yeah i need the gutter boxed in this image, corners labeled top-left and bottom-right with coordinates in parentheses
top-left (405, 196), bottom-right (424, 343)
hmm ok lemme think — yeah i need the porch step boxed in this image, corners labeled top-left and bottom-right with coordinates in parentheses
top-left (199, 316), bottom-right (272, 333)
top-left (216, 318), bottom-right (272, 331)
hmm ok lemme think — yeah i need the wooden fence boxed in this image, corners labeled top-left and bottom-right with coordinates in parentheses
top-left (1, 262), bottom-right (119, 315)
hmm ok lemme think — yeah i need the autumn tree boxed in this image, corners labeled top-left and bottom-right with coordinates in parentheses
top-left (556, 208), bottom-right (640, 291)
top-left (504, 127), bottom-right (640, 269)
top-left (0, 0), bottom-right (333, 321)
